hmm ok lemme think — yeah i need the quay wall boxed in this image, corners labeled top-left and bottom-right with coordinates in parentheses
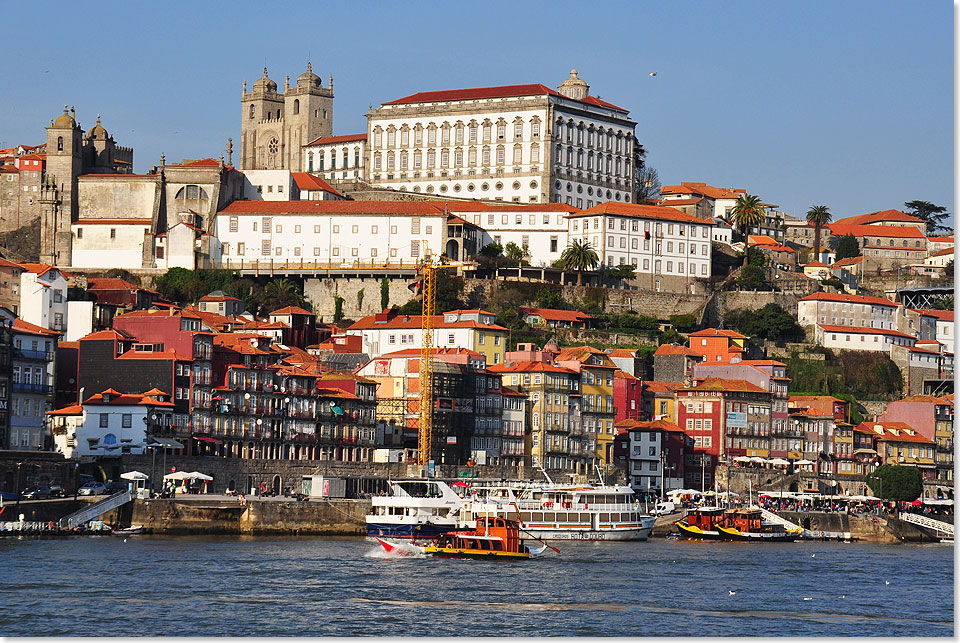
top-left (117, 497), bottom-right (371, 535)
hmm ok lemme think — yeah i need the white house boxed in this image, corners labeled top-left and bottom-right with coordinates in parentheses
top-left (49, 388), bottom-right (175, 459)
top-left (213, 200), bottom-right (481, 267)
top-left (71, 219), bottom-right (151, 269)
top-left (919, 309), bottom-right (954, 354)
top-left (238, 169), bottom-right (297, 201)
top-left (567, 202), bottom-right (714, 289)
top-left (448, 202), bottom-right (576, 266)
top-left (302, 133), bottom-right (366, 181)
top-left (815, 324), bottom-right (916, 353)
top-left (797, 292), bottom-right (900, 331)
top-left (19, 263), bottom-right (68, 332)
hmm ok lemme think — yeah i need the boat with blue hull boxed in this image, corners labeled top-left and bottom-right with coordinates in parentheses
top-left (365, 479), bottom-right (466, 539)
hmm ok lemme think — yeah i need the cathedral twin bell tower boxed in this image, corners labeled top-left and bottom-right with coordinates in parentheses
top-left (240, 63), bottom-right (333, 171)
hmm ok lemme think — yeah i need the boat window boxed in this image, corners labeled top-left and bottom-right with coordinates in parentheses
top-left (532, 512), bottom-right (543, 523)
top-left (600, 513), bottom-right (610, 522)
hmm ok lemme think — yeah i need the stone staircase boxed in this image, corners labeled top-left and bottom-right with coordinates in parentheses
top-left (59, 491), bottom-right (133, 529)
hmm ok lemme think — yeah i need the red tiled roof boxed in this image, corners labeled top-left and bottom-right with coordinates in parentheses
top-left (270, 306), bottom-right (314, 316)
top-left (927, 236), bottom-right (954, 242)
top-left (929, 247), bottom-right (954, 257)
top-left (220, 200), bottom-right (448, 216)
top-left (914, 309), bottom-right (954, 322)
top-left (78, 329), bottom-right (131, 342)
top-left (615, 418), bottom-right (683, 433)
top-left (829, 223), bottom-right (925, 239)
top-left (658, 197), bottom-right (704, 206)
top-left (804, 260), bottom-right (828, 268)
top-left (688, 328), bottom-right (747, 339)
top-left (176, 158), bottom-right (221, 167)
top-left (292, 172), bottom-right (343, 197)
top-left (833, 210), bottom-right (923, 226)
top-left (444, 309), bottom-right (497, 316)
top-left (87, 277), bottom-right (139, 291)
top-left (377, 347), bottom-right (483, 359)
top-left (519, 307), bottom-right (593, 322)
top-left (605, 348), bottom-right (638, 358)
top-left (660, 182), bottom-right (745, 200)
top-left (305, 133), bottom-right (368, 146)
top-left (199, 294), bottom-right (241, 302)
top-left (572, 202), bottom-right (712, 224)
top-left (47, 404), bottom-right (84, 416)
top-left (654, 344), bottom-right (704, 357)
top-left (817, 324), bottom-right (916, 339)
top-left (488, 361), bottom-right (577, 375)
top-left (117, 348), bottom-right (192, 361)
top-left (12, 319), bottom-right (60, 336)
top-left (798, 292), bottom-right (898, 307)
top-left (348, 314), bottom-right (506, 331)
top-left (382, 83), bottom-right (628, 113)
top-left (20, 263), bottom-right (68, 278)
top-left (500, 386), bottom-right (528, 397)
top-left (0, 257), bottom-right (24, 270)
top-left (644, 381), bottom-right (682, 394)
top-left (681, 377), bottom-right (768, 394)
top-left (831, 256), bottom-right (864, 268)
top-left (853, 422), bottom-right (934, 444)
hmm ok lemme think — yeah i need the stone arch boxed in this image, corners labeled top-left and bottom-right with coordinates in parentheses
top-left (446, 238), bottom-right (459, 260)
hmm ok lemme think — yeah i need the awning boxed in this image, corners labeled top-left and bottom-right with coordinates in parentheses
top-left (193, 436), bottom-right (221, 444)
top-left (145, 437), bottom-right (184, 450)
top-left (120, 471), bottom-right (149, 481)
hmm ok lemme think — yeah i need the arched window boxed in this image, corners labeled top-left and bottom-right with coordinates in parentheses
top-left (249, 104), bottom-right (255, 119)
top-left (57, 136), bottom-right (63, 151)
top-left (175, 185), bottom-right (209, 200)
top-left (293, 99), bottom-right (299, 115)
top-left (308, 152), bottom-right (314, 172)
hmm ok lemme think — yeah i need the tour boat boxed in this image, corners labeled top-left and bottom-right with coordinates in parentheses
top-left (675, 507), bottom-right (801, 542)
top-left (112, 525), bottom-right (145, 535)
top-left (365, 480), bottom-right (467, 539)
top-left (464, 481), bottom-right (655, 541)
top-left (424, 517), bottom-right (548, 559)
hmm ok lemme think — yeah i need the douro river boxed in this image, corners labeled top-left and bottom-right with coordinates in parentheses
top-left (1, 535), bottom-right (952, 636)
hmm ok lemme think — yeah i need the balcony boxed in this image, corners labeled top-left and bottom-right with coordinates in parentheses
top-left (15, 349), bottom-right (54, 362)
top-left (13, 382), bottom-right (53, 394)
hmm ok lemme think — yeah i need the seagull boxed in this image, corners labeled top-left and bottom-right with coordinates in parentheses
top-left (123, 538), bottom-right (128, 542)
top-left (885, 580), bottom-right (890, 585)
top-left (811, 553), bottom-right (816, 558)
top-left (803, 597), bottom-right (813, 601)
top-left (649, 72), bottom-right (658, 77)
top-left (839, 595), bottom-right (846, 599)
top-left (728, 590), bottom-right (736, 596)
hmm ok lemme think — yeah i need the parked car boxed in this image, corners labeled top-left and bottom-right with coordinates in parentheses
top-left (48, 485), bottom-right (66, 498)
top-left (105, 481), bottom-right (127, 494)
top-left (22, 487), bottom-right (52, 500)
top-left (652, 501), bottom-right (677, 517)
top-left (78, 482), bottom-right (108, 496)
top-left (0, 491), bottom-right (22, 501)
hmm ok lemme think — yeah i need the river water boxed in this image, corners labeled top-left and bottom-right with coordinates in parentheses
top-left (1, 535), bottom-right (953, 637)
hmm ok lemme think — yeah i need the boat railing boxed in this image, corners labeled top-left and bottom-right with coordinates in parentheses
top-left (497, 500), bottom-right (638, 512)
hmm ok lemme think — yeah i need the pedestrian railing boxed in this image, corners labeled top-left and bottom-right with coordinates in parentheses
top-left (59, 491), bottom-right (134, 529)
top-left (899, 512), bottom-right (954, 538)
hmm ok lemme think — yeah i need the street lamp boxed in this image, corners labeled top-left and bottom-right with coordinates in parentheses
top-left (15, 461), bottom-right (22, 509)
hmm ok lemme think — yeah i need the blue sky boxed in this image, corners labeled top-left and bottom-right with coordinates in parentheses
top-left (1, 1), bottom-right (953, 223)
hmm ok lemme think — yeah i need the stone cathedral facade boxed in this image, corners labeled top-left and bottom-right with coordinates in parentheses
top-left (239, 64), bottom-right (334, 172)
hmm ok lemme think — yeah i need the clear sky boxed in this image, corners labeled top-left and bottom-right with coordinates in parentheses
top-left (1, 1), bottom-right (953, 223)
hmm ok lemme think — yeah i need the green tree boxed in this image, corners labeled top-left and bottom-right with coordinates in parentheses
top-left (930, 294), bottom-right (954, 310)
top-left (737, 264), bottom-right (767, 290)
top-left (903, 200), bottom-right (951, 234)
top-left (945, 259), bottom-right (954, 278)
top-left (746, 247), bottom-right (766, 267)
top-left (504, 241), bottom-right (527, 265)
top-left (658, 328), bottom-right (684, 345)
top-left (866, 464), bottom-right (923, 502)
top-left (479, 242), bottom-right (503, 258)
top-left (399, 274), bottom-right (464, 315)
top-left (559, 240), bottom-right (599, 285)
top-left (669, 314), bottom-right (696, 332)
top-left (731, 193), bottom-right (767, 267)
top-left (805, 205), bottom-right (833, 261)
top-left (834, 234), bottom-right (860, 261)
top-left (155, 267), bottom-right (196, 302)
top-left (606, 264), bottom-right (636, 281)
top-left (357, 288), bottom-right (365, 312)
top-left (725, 304), bottom-right (801, 341)
top-left (380, 277), bottom-right (390, 311)
top-left (332, 295), bottom-right (345, 323)
top-left (261, 278), bottom-right (305, 313)
top-left (535, 287), bottom-right (567, 310)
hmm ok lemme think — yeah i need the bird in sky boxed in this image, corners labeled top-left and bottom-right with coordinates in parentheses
top-left (649, 72), bottom-right (657, 77)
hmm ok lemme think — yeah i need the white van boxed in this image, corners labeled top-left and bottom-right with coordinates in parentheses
top-left (653, 501), bottom-right (676, 516)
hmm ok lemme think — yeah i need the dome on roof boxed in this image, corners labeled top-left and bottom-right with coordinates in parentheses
top-left (558, 69), bottom-right (590, 99)
top-left (52, 105), bottom-right (76, 128)
top-left (87, 114), bottom-right (108, 139)
top-left (253, 67), bottom-right (278, 93)
top-left (296, 62), bottom-right (322, 88)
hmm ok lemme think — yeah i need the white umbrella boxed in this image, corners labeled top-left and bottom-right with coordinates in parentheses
top-left (749, 456), bottom-right (767, 463)
top-left (733, 456), bottom-right (751, 462)
top-left (120, 471), bottom-right (149, 481)
top-left (186, 471), bottom-right (213, 481)
top-left (163, 471), bottom-right (191, 481)
top-left (769, 458), bottom-right (790, 466)
top-left (794, 459), bottom-right (815, 466)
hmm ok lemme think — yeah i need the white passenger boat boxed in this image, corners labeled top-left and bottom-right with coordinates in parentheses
top-left (464, 481), bottom-right (655, 541)
top-left (365, 480), bottom-right (467, 540)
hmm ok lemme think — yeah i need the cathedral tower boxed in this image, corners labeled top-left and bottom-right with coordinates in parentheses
top-left (240, 63), bottom-right (333, 171)
top-left (41, 106), bottom-right (82, 266)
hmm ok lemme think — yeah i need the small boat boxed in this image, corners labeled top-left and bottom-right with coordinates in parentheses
top-left (112, 525), bottom-right (145, 535)
top-left (365, 480), bottom-right (466, 539)
top-left (675, 507), bottom-right (800, 542)
top-left (376, 516), bottom-right (547, 560)
top-left (375, 537), bottom-right (422, 556)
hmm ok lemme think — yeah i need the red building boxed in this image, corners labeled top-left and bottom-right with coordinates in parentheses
top-left (687, 328), bottom-right (749, 363)
top-left (614, 370), bottom-right (644, 422)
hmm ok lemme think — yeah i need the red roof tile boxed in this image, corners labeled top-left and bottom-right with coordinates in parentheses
top-left (87, 277), bottom-right (139, 291)
top-left (305, 133), bottom-right (368, 146)
top-left (488, 361), bottom-right (577, 375)
top-left (798, 292), bottom-right (898, 307)
top-left (292, 172), bottom-right (343, 197)
top-left (660, 182), bottom-right (745, 200)
top-left (519, 307), bottom-right (593, 322)
top-left (12, 319), bottom-right (60, 336)
top-left (833, 210), bottom-right (923, 226)
top-left (831, 256), bottom-right (865, 268)
top-left (914, 309), bottom-right (954, 322)
top-left (681, 377), bottom-right (768, 393)
top-left (572, 202), bottom-right (712, 224)
top-left (654, 344), bottom-right (704, 357)
top-left (270, 306), bottom-right (314, 316)
top-left (688, 328), bottom-right (748, 339)
top-left (382, 83), bottom-right (629, 113)
top-left (829, 223), bottom-right (925, 239)
top-left (644, 381), bottom-right (683, 393)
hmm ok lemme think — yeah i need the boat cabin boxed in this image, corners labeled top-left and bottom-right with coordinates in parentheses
top-left (722, 509), bottom-right (762, 533)
top-left (684, 507), bottom-right (725, 531)
top-left (436, 517), bottom-right (523, 553)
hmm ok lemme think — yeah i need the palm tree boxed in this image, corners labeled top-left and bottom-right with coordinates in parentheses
top-left (731, 193), bottom-right (767, 267)
top-left (559, 239), bottom-right (599, 285)
top-left (262, 278), bottom-right (305, 313)
top-left (806, 205), bottom-right (832, 263)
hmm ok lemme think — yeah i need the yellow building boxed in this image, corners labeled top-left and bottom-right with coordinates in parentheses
top-left (642, 381), bottom-right (682, 423)
top-left (556, 347), bottom-right (617, 467)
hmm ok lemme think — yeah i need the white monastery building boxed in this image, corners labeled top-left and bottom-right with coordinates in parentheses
top-left (364, 71), bottom-right (637, 206)
top-left (797, 292), bottom-right (900, 331)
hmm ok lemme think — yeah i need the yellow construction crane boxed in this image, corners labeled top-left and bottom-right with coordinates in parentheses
top-left (416, 246), bottom-right (477, 471)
